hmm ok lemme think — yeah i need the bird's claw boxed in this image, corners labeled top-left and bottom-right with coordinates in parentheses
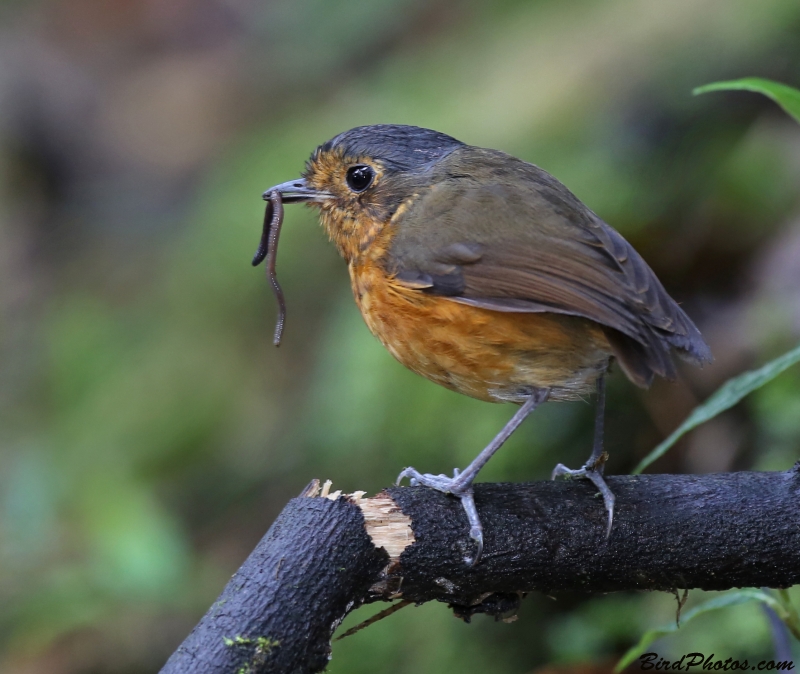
top-left (396, 467), bottom-right (458, 492)
top-left (396, 465), bottom-right (484, 566)
top-left (461, 490), bottom-right (483, 567)
top-left (552, 460), bottom-right (615, 538)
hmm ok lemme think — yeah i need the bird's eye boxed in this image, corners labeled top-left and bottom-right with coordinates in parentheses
top-left (345, 165), bottom-right (375, 193)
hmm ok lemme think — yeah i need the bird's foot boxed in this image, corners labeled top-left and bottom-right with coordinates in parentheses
top-left (551, 452), bottom-right (615, 538)
top-left (397, 466), bottom-right (483, 566)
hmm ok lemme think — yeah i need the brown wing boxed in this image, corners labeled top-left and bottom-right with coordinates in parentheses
top-left (386, 150), bottom-right (712, 387)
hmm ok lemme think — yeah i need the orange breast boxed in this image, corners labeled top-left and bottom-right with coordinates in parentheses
top-left (349, 260), bottom-right (612, 403)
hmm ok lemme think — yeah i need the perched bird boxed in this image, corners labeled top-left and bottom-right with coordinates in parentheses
top-left (260, 124), bottom-right (711, 564)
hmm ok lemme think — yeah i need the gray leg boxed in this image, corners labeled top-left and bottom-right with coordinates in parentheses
top-left (551, 374), bottom-right (615, 536)
top-left (397, 388), bottom-right (549, 566)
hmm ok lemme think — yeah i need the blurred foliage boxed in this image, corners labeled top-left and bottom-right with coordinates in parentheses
top-left (634, 340), bottom-right (800, 474)
top-left (617, 589), bottom-right (800, 671)
top-left (1, 1), bottom-right (800, 673)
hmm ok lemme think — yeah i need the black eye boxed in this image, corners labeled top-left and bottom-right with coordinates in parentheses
top-left (345, 165), bottom-right (375, 193)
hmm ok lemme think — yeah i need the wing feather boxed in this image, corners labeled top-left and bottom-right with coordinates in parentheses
top-left (385, 148), bottom-right (711, 386)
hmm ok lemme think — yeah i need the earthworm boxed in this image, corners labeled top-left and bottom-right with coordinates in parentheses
top-left (252, 190), bottom-right (286, 346)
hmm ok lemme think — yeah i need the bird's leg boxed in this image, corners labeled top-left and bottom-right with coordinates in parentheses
top-left (586, 371), bottom-right (607, 472)
top-left (551, 373), bottom-right (615, 536)
top-left (397, 388), bottom-right (549, 565)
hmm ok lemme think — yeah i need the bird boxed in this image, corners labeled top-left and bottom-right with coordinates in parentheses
top-left (259, 124), bottom-right (712, 565)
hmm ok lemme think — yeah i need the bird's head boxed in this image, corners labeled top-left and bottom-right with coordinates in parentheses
top-left (264, 124), bottom-right (464, 261)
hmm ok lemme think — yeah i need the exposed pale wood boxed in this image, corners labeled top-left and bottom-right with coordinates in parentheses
top-left (355, 492), bottom-right (415, 561)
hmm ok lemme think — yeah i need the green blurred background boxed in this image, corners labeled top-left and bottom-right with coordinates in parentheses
top-left (1, 0), bottom-right (800, 671)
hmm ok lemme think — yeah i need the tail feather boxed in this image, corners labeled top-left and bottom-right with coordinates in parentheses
top-left (603, 323), bottom-right (711, 389)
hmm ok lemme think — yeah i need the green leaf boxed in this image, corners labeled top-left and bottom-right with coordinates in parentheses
top-left (633, 342), bottom-right (800, 474)
top-left (615, 589), bottom-right (780, 672)
top-left (694, 77), bottom-right (800, 125)
top-left (776, 589), bottom-right (800, 641)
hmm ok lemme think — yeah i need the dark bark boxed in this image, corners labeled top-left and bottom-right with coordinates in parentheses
top-left (386, 469), bottom-right (800, 617)
top-left (160, 495), bottom-right (388, 674)
top-left (161, 468), bottom-right (800, 674)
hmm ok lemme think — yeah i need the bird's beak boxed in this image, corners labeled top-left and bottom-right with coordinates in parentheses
top-left (262, 178), bottom-right (331, 204)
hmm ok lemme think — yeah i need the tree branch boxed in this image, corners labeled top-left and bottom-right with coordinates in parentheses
top-left (160, 467), bottom-right (800, 674)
